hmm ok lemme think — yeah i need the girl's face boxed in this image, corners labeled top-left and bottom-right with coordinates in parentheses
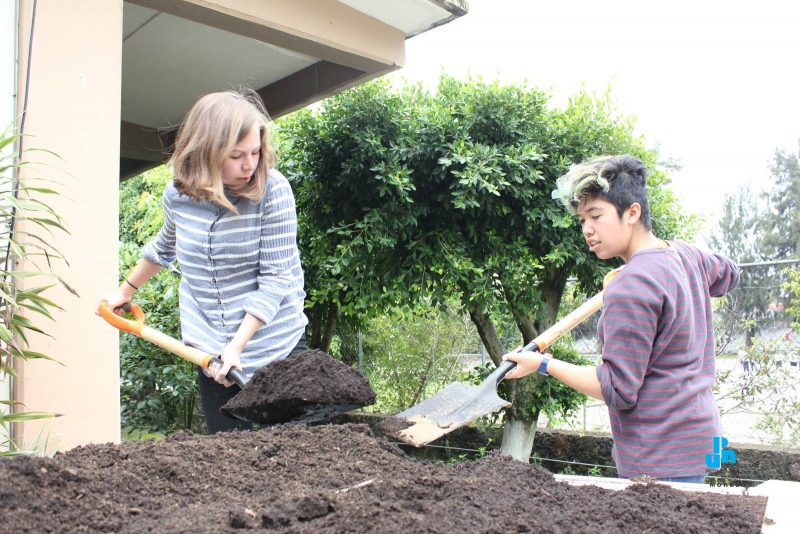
top-left (222, 126), bottom-right (261, 191)
top-left (576, 196), bottom-right (636, 261)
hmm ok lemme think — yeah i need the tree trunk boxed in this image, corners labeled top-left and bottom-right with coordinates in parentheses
top-left (502, 283), bottom-right (537, 343)
top-left (500, 410), bottom-right (540, 461)
top-left (468, 304), bottom-right (504, 365)
top-left (319, 303), bottom-right (338, 352)
top-left (746, 323), bottom-right (756, 349)
top-left (308, 301), bottom-right (338, 352)
top-left (531, 266), bottom-right (567, 337)
top-left (495, 265), bottom-right (569, 462)
top-left (468, 301), bottom-right (543, 462)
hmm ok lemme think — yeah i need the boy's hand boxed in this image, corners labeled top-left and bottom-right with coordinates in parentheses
top-left (503, 350), bottom-right (547, 379)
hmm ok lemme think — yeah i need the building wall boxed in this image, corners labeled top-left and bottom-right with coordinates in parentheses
top-left (9, 0), bottom-right (415, 453)
top-left (1, 0), bottom-right (17, 450)
top-left (14, 0), bottom-right (123, 452)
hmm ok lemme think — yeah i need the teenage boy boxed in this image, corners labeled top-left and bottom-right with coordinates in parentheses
top-left (503, 155), bottom-right (740, 482)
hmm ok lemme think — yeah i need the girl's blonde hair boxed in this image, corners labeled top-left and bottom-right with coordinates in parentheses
top-left (170, 89), bottom-right (276, 213)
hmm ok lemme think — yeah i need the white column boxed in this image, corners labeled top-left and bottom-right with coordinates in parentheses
top-left (14, 0), bottom-right (123, 452)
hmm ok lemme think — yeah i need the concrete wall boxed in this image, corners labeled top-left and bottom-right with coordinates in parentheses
top-left (14, 0), bottom-right (123, 453)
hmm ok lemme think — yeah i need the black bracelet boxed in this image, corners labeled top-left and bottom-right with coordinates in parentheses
top-left (125, 279), bottom-right (139, 291)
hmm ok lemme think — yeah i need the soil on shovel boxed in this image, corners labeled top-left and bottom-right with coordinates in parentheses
top-left (0, 424), bottom-right (766, 533)
top-left (221, 349), bottom-right (375, 424)
top-left (375, 415), bottom-right (413, 436)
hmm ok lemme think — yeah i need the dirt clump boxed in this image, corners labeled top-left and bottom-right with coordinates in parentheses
top-left (221, 349), bottom-right (375, 424)
top-left (0, 424), bottom-right (766, 533)
top-left (375, 415), bottom-right (413, 436)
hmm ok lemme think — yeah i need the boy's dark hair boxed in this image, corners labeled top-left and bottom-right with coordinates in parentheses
top-left (553, 155), bottom-right (652, 230)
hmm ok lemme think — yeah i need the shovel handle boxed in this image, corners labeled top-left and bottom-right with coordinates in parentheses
top-left (97, 301), bottom-right (145, 335)
top-left (490, 269), bottom-right (623, 385)
top-left (526, 267), bottom-right (621, 354)
top-left (97, 301), bottom-right (247, 387)
top-left (488, 359), bottom-right (518, 385)
top-left (207, 357), bottom-right (248, 389)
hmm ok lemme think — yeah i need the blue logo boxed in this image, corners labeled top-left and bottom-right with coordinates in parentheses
top-left (705, 436), bottom-right (736, 469)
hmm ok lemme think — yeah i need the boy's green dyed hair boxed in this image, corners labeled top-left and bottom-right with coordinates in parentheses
top-left (552, 155), bottom-right (652, 230)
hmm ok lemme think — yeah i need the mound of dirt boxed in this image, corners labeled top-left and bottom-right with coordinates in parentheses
top-left (0, 424), bottom-right (766, 533)
top-left (221, 349), bottom-right (375, 424)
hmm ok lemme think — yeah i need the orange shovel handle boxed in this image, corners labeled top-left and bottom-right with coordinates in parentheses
top-left (97, 301), bottom-right (145, 336)
top-left (96, 301), bottom-right (215, 371)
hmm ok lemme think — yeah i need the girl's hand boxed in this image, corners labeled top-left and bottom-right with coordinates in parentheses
top-left (209, 343), bottom-right (244, 387)
top-left (97, 285), bottom-right (136, 317)
top-left (502, 350), bottom-right (549, 380)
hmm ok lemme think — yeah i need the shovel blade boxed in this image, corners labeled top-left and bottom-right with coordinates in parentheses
top-left (223, 400), bottom-right (364, 426)
top-left (394, 381), bottom-right (511, 447)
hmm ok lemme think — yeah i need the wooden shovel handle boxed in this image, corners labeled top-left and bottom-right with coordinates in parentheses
top-left (486, 268), bottom-right (622, 384)
top-left (527, 267), bottom-right (622, 353)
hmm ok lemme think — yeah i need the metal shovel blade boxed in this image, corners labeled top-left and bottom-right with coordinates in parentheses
top-left (391, 278), bottom-right (616, 447)
top-left (224, 400), bottom-right (364, 426)
top-left (395, 363), bottom-right (513, 447)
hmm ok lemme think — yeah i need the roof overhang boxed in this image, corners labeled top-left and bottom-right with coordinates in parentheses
top-left (120, 0), bottom-right (467, 179)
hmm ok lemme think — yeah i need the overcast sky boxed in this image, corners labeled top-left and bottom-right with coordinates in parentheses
top-left (388, 0), bottom-right (800, 237)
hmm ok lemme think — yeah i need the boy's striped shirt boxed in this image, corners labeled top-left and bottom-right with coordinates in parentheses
top-left (596, 241), bottom-right (740, 478)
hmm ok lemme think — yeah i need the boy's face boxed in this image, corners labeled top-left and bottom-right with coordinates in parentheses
top-left (576, 196), bottom-right (633, 260)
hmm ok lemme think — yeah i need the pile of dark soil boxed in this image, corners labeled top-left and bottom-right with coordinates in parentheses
top-left (222, 349), bottom-right (375, 424)
top-left (0, 424), bottom-right (766, 533)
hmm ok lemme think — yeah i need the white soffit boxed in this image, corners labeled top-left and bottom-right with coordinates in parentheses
top-left (122, 2), bottom-right (315, 128)
top-left (338, 0), bottom-right (455, 37)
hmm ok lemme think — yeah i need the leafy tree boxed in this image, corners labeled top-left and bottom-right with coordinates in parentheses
top-left (760, 147), bottom-right (800, 259)
top-left (708, 188), bottom-right (761, 264)
top-left (707, 188), bottom-right (776, 345)
top-left (405, 78), bottom-right (692, 459)
top-left (276, 80), bottom-right (426, 349)
top-left (277, 76), bottom-right (692, 460)
top-left (117, 167), bottom-right (201, 435)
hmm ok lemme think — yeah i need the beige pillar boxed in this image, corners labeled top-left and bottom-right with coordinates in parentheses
top-left (14, 0), bottom-right (123, 452)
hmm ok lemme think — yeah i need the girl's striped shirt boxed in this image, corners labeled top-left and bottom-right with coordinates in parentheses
top-left (142, 168), bottom-right (308, 379)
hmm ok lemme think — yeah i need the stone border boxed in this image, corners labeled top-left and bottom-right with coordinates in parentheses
top-left (339, 413), bottom-right (800, 483)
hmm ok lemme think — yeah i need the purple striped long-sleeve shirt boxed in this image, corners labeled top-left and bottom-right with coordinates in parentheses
top-left (596, 241), bottom-right (740, 478)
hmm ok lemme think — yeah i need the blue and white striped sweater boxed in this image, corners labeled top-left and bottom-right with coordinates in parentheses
top-left (142, 168), bottom-right (308, 378)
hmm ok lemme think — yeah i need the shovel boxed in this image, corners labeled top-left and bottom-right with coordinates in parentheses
top-left (393, 268), bottom-right (620, 447)
top-left (96, 302), bottom-right (363, 425)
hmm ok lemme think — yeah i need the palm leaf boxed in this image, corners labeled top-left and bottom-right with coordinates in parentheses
top-left (18, 350), bottom-right (63, 365)
top-left (0, 411), bottom-right (61, 423)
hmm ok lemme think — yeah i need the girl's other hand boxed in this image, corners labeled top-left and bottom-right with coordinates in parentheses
top-left (209, 343), bottom-right (244, 387)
